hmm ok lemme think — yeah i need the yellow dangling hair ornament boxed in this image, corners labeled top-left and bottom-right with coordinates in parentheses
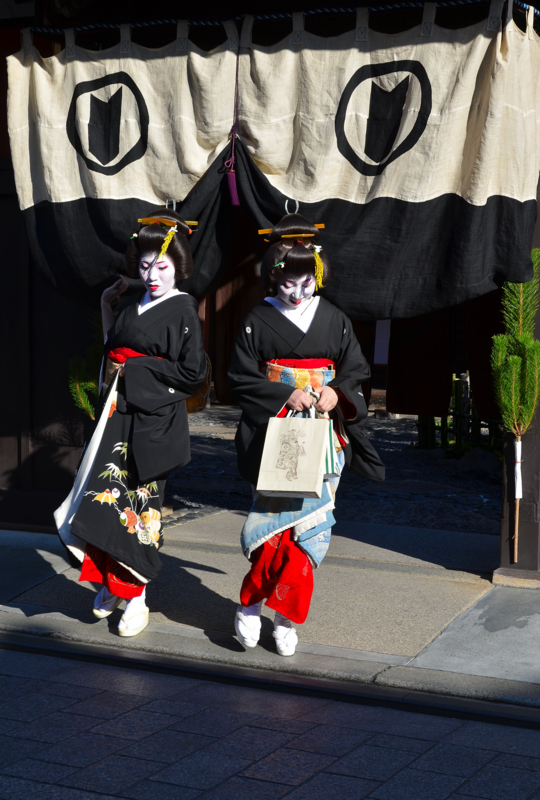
top-left (313, 247), bottom-right (324, 291)
top-left (158, 225), bottom-right (177, 260)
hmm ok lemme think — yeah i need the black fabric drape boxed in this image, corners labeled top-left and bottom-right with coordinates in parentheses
top-left (234, 140), bottom-right (535, 321)
top-left (23, 139), bottom-right (535, 320)
top-left (23, 143), bottom-right (235, 306)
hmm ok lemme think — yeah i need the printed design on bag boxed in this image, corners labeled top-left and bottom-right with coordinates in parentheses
top-left (276, 429), bottom-right (306, 481)
top-left (84, 441), bottom-right (162, 547)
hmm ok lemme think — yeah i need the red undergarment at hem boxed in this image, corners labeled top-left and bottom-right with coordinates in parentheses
top-left (240, 529), bottom-right (313, 624)
top-left (79, 545), bottom-right (145, 599)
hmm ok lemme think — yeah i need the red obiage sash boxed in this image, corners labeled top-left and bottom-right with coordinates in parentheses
top-left (266, 358), bottom-right (335, 368)
top-left (108, 347), bottom-right (162, 362)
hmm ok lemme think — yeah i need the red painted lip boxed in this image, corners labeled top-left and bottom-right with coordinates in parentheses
top-left (149, 285), bottom-right (159, 290)
top-left (290, 299), bottom-right (301, 305)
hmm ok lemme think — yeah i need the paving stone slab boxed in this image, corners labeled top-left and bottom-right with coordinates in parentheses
top-left (0, 757), bottom-right (78, 783)
top-left (198, 775), bottom-right (291, 799)
top-left (0, 774), bottom-right (119, 800)
top-left (412, 743), bottom-right (495, 777)
top-left (284, 724), bottom-right (371, 756)
top-left (285, 772), bottom-right (379, 799)
top-left (38, 731), bottom-right (129, 767)
top-left (149, 751), bottom-right (252, 790)
top-left (240, 747), bottom-right (336, 786)
top-left (121, 729), bottom-right (213, 764)
top-left (407, 587), bottom-right (540, 684)
top-left (369, 767), bottom-right (465, 799)
top-left (92, 709), bottom-right (182, 740)
top-left (59, 754), bottom-right (164, 794)
top-left (444, 721), bottom-right (540, 758)
top-left (455, 764), bottom-right (540, 799)
top-left (6, 711), bottom-right (104, 744)
top-left (121, 780), bottom-right (202, 799)
top-left (326, 743), bottom-right (418, 780)
top-left (202, 725), bottom-right (295, 760)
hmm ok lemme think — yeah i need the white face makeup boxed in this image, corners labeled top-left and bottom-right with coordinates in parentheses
top-left (276, 271), bottom-right (315, 309)
top-left (139, 252), bottom-right (176, 300)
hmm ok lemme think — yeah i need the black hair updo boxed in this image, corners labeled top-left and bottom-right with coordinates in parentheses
top-left (125, 208), bottom-right (194, 282)
top-left (261, 213), bottom-right (331, 295)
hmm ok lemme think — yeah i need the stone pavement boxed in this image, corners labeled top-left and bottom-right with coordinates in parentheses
top-left (2, 647), bottom-right (540, 799)
top-left (1, 407), bottom-right (539, 723)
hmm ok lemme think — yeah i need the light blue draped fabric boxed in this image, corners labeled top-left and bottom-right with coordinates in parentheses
top-left (240, 451), bottom-right (344, 567)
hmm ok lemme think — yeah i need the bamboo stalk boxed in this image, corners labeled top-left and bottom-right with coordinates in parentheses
top-left (514, 497), bottom-right (520, 564)
top-left (513, 434), bottom-right (522, 564)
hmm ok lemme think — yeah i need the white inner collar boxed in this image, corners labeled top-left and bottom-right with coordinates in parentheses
top-left (138, 287), bottom-right (186, 314)
top-left (265, 295), bottom-right (320, 333)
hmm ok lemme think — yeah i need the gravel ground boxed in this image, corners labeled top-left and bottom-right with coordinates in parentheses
top-left (165, 410), bottom-right (501, 535)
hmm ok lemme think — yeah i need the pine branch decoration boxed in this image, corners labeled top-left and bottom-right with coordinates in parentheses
top-left (491, 249), bottom-right (540, 562)
top-left (67, 313), bottom-right (103, 421)
top-left (68, 357), bottom-right (99, 420)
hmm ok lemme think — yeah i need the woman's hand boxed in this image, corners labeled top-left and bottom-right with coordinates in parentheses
top-left (101, 275), bottom-right (129, 306)
top-left (286, 388), bottom-right (313, 412)
top-left (314, 386), bottom-right (339, 413)
top-left (116, 362), bottom-right (126, 378)
top-left (101, 275), bottom-right (128, 339)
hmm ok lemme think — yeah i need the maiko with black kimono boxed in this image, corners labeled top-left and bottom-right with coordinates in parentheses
top-left (228, 214), bottom-right (385, 656)
top-left (56, 210), bottom-right (206, 637)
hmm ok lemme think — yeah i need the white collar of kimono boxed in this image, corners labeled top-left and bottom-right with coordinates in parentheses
top-left (138, 287), bottom-right (186, 314)
top-left (265, 295), bottom-right (320, 333)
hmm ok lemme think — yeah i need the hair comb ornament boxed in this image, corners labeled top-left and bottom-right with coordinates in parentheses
top-left (137, 217), bottom-right (198, 228)
top-left (258, 223), bottom-right (325, 236)
top-left (136, 216), bottom-right (192, 269)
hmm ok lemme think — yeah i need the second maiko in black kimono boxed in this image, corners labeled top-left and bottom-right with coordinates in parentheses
top-left (229, 296), bottom-right (385, 484)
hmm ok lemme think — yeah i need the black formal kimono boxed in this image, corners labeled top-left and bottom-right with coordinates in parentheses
top-left (56, 292), bottom-right (206, 585)
top-left (228, 297), bottom-right (385, 485)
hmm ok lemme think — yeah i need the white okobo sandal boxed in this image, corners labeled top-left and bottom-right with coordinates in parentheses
top-left (118, 590), bottom-right (149, 637)
top-left (118, 607), bottom-right (149, 638)
top-left (273, 612), bottom-right (298, 657)
top-left (235, 603), bottom-right (262, 648)
top-left (93, 587), bottom-right (122, 619)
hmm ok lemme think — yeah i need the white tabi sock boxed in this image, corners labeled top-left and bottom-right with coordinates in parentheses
top-left (242, 600), bottom-right (263, 617)
top-left (124, 587), bottom-right (147, 622)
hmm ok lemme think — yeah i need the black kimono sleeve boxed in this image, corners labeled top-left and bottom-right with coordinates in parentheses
top-left (329, 310), bottom-right (385, 482)
top-left (228, 313), bottom-right (295, 425)
top-left (328, 315), bottom-right (370, 423)
top-left (123, 306), bottom-right (207, 414)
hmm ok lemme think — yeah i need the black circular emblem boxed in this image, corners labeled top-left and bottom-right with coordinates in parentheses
top-left (67, 72), bottom-right (149, 176)
top-left (335, 60), bottom-right (432, 177)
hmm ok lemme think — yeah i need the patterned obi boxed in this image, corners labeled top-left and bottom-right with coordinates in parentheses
top-left (260, 358), bottom-right (335, 393)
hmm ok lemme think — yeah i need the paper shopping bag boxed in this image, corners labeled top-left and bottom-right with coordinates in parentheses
top-left (324, 420), bottom-right (341, 479)
top-left (257, 415), bottom-right (330, 498)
